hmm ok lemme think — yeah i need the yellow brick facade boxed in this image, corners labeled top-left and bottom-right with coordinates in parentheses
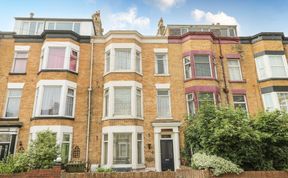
top-left (1, 28), bottom-right (288, 171)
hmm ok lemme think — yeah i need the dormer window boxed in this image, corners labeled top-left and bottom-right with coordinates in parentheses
top-left (40, 42), bottom-right (80, 73)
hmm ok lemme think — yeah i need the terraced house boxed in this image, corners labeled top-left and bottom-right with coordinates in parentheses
top-left (0, 11), bottom-right (288, 172)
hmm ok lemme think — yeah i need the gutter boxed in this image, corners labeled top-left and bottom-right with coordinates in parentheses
top-left (85, 38), bottom-right (94, 170)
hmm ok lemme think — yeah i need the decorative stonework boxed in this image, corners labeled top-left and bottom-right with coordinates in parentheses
top-left (92, 10), bottom-right (104, 36)
top-left (157, 18), bottom-right (166, 36)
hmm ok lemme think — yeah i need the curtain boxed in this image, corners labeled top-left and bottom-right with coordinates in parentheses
top-left (65, 89), bottom-right (74, 117)
top-left (41, 86), bottom-right (61, 115)
top-left (157, 91), bottom-right (170, 117)
top-left (114, 87), bottom-right (131, 115)
top-left (115, 49), bottom-right (131, 70)
top-left (113, 133), bottom-right (132, 164)
top-left (47, 47), bottom-right (65, 69)
top-left (228, 60), bottom-right (241, 80)
top-left (5, 89), bottom-right (22, 117)
top-left (69, 50), bottom-right (78, 72)
top-left (13, 51), bottom-right (28, 73)
top-left (195, 55), bottom-right (211, 77)
top-left (278, 93), bottom-right (288, 111)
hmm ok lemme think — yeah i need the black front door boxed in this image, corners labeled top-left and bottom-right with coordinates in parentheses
top-left (0, 143), bottom-right (10, 160)
top-left (160, 140), bottom-right (174, 171)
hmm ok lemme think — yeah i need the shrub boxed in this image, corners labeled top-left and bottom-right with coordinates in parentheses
top-left (96, 167), bottom-right (113, 172)
top-left (0, 153), bottom-right (30, 174)
top-left (191, 152), bottom-right (243, 176)
top-left (253, 111), bottom-right (288, 170)
top-left (29, 130), bottom-right (59, 169)
top-left (185, 104), bottom-right (263, 170)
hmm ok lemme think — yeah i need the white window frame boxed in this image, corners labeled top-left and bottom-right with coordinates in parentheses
top-left (197, 92), bottom-right (216, 107)
top-left (11, 46), bottom-right (30, 73)
top-left (29, 125), bottom-right (73, 162)
top-left (40, 42), bottom-right (80, 73)
top-left (3, 83), bottom-right (24, 119)
top-left (18, 21), bottom-right (44, 35)
top-left (183, 56), bottom-right (192, 80)
top-left (186, 93), bottom-right (195, 115)
top-left (154, 48), bottom-right (169, 76)
top-left (255, 55), bottom-right (288, 80)
top-left (156, 84), bottom-right (172, 119)
top-left (103, 81), bottom-right (143, 119)
top-left (45, 21), bottom-right (81, 34)
top-left (104, 43), bottom-right (142, 75)
top-left (101, 126), bottom-right (144, 169)
top-left (228, 59), bottom-right (243, 81)
top-left (33, 80), bottom-right (77, 118)
top-left (194, 55), bottom-right (213, 78)
top-left (233, 94), bottom-right (248, 112)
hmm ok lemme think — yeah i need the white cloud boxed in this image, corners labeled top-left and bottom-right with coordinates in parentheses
top-left (145, 0), bottom-right (185, 11)
top-left (108, 7), bottom-right (150, 30)
top-left (191, 9), bottom-right (240, 28)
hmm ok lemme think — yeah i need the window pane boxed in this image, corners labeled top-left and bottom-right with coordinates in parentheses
top-left (41, 86), bottom-right (61, 115)
top-left (36, 22), bottom-right (44, 35)
top-left (263, 93), bottom-right (274, 111)
top-left (65, 89), bottom-right (74, 117)
top-left (184, 57), bottom-right (192, 79)
top-left (13, 51), bottom-right (28, 73)
top-left (136, 51), bottom-right (141, 73)
top-left (63, 134), bottom-right (70, 142)
top-left (157, 90), bottom-right (170, 117)
top-left (55, 22), bottom-right (73, 30)
top-left (186, 94), bottom-right (194, 115)
top-left (114, 88), bottom-right (131, 115)
top-left (29, 22), bottom-right (36, 35)
top-left (198, 93), bottom-right (214, 108)
top-left (137, 134), bottom-right (143, 164)
top-left (113, 133), bottom-right (132, 164)
top-left (156, 54), bottom-right (167, 74)
top-left (21, 22), bottom-right (29, 34)
top-left (256, 58), bottom-right (266, 79)
top-left (233, 95), bottom-right (247, 112)
top-left (47, 22), bottom-right (55, 30)
top-left (103, 134), bottom-right (108, 164)
top-left (61, 143), bottom-right (70, 163)
top-left (69, 50), bottom-right (78, 72)
top-left (270, 56), bottom-right (286, 77)
top-left (233, 95), bottom-right (245, 102)
top-left (195, 55), bottom-right (211, 77)
top-left (73, 23), bottom-right (80, 34)
top-left (278, 93), bottom-right (288, 111)
top-left (104, 89), bottom-right (109, 117)
top-left (47, 47), bottom-right (66, 69)
top-left (5, 89), bottom-right (22, 117)
top-left (136, 89), bottom-right (142, 117)
top-left (0, 134), bottom-right (11, 142)
top-left (115, 49), bottom-right (131, 70)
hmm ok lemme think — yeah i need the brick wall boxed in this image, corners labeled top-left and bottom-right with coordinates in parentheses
top-left (0, 166), bottom-right (61, 178)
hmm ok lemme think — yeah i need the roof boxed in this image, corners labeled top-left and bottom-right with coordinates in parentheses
top-left (15, 17), bottom-right (92, 22)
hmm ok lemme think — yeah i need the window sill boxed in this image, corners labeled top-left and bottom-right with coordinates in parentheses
top-left (156, 117), bottom-right (173, 120)
top-left (184, 78), bottom-right (218, 82)
top-left (31, 116), bottom-right (74, 121)
top-left (102, 116), bottom-right (144, 120)
top-left (37, 69), bottom-right (78, 75)
top-left (229, 79), bottom-right (246, 83)
top-left (103, 71), bottom-right (143, 77)
top-left (0, 117), bottom-right (19, 121)
top-left (9, 72), bottom-right (27, 75)
top-left (154, 74), bottom-right (170, 77)
top-left (258, 77), bottom-right (288, 82)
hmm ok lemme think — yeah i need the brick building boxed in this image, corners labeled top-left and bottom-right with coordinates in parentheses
top-left (0, 11), bottom-right (288, 171)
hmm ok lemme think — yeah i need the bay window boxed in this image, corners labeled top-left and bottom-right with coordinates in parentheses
top-left (4, 83), bottom-right (24, 118)
top-left (33, 80), bottom-right (76, 118)
top-left (40, 42), bottom-right (79, 72)
top-left (11, 47), bottom-right (29, 74)
top-left (228, 59), bottom-right (242, 81)
top-left (183, 56), bottom-right (192, 79)
top-left (102, 126), bottom-right (144, 168)
top-left (194, 55), bottom-right (212, 77)
top-left (104, 43), bottom-right (142, 74)
top-left (255, 55), bottom-right (288, 80)
top-left (103, 81), bottom-right (143, 119)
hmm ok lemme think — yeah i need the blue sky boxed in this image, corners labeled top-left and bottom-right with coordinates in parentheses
top-left (0, 0), bottom-right (288, 36)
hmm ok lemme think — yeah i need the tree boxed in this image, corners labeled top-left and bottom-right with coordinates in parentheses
top-left (185, 104), bottom-right (264, 170)
top-left (29, 130), bottom-right (59, 169)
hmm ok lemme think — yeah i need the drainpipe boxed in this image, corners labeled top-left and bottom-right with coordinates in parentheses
top-left (218, 38), bottom-right (230, 105)
top-left (86, 38), bottom-right (94, 170)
